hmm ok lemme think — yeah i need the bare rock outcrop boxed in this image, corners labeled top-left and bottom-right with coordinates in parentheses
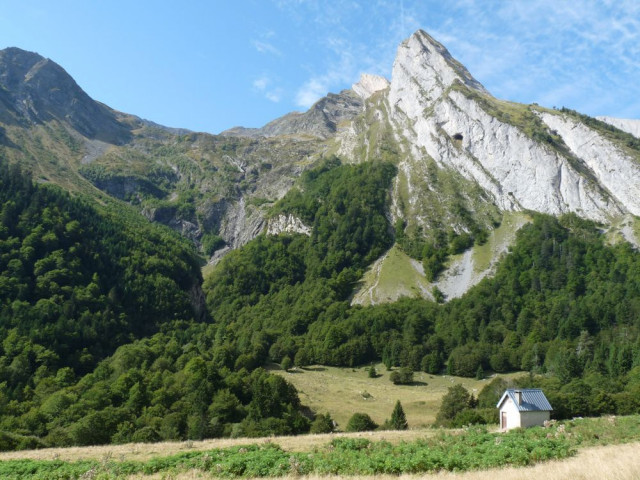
top-left (266, 214), bottom-right (311, 236)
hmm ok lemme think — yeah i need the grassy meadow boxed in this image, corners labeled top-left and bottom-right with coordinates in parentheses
top-left (269, 364), bottom-right (524, 428)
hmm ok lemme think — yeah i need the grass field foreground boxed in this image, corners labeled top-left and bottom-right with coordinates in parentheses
top-left (127, 442), bottom-right (640, 480)
top-left (0, 415), bottom-right (638, 479)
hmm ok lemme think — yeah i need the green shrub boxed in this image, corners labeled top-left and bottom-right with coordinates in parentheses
top-left (201, 233), bottom-right (225, 256)
top-left (435, 384), bottom-right (473, 427)
top-left (451, 409), bottom-right (486, 427)
top-left (280, 356), bottom-right (292, 372)
top-left (390, 367), bottom-right (414, 385)
top-left (346, 413), bottom-right (378, 432)
top-left (131, 426), bottom-right (161, 443)
top-left (310, 413), bottom-right (334, 434)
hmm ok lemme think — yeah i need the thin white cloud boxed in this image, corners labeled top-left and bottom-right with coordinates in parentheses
top-left (295, 79), bottom-right (326, 108)
top-left (265, 89), bottom-right (283, 103)
top-left (253, 76), bottom-right (269, 91)
top-left (276, 0), bottom-right (640, 118)
top-left (294, 45), bottom-right (358, 108)
top-left (252, 40), bottom-right (282, 57)
top-left (252, 75), bottom-right (283, 103)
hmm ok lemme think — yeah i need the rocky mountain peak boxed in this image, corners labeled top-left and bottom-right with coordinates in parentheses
top-left (338, 28), bottom-right (640, 237)
top-left (222, 89), bottom-right (363, 139)
top-left (389, 29), bottom-right (487, 115)
top-left (0, 47), bottom-right (130, 144)
top-left (0, 47), bottom-right (47, 85)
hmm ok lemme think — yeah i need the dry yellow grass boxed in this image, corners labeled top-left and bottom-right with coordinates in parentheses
top-left (270, 364), bottom-right (523, 428)
top-left (0, 429), bottom-right (437, 463)
top-left (126, 442), bottom-right (640, 480)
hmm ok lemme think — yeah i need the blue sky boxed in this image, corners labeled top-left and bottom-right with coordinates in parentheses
top-left (1, 1), bottom-right (638, 134)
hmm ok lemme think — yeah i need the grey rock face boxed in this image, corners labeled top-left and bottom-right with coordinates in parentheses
top-left (142, 205), bottom-right (201, 243)
top-left (222, 90), bottom-right (363, 139)
top-left (0, 47), bottom-right (131, 144)
top-left (219, 197), bottom-right (266, 249)
top-left (339, 29), bottom-right (638, 228)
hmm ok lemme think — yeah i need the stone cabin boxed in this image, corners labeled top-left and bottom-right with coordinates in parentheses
top-left (497, 389), bottom-right (553, 431)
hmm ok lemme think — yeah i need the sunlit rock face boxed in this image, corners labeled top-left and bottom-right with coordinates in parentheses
top-left (338, 29), bottom-right (637, 226)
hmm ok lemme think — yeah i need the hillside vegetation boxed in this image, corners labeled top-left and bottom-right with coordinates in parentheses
top-left (0, 159), bottom-right (202, 377)
top-left (1, 154), bottom-right (640, 451)
top-left (0, 161), bottom-right (308, 450)
top-left (203, 159), bottom-right (640, 416)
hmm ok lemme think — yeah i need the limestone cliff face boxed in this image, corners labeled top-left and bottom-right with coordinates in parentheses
top-left (337, 29), bottom-right (637, 231)
top-left (539, 112), bottom-right (640, 216)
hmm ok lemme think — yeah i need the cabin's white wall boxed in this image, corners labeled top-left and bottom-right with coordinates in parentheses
top-left (520, 410), bottom-right (550, 428)
top-left (500, 396), bottom-right (521, 430)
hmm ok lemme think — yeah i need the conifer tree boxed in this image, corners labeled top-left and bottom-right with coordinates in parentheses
top-left (390, 400), bottom-right (408, 430)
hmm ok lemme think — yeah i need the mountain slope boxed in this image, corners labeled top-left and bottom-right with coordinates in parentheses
top-left (0, 48), bottom-right (336, 256)
top-left (0, 47), bottom-right (131, 144)
top-left (2, 37), bottom-right (638, 275)
top-left (1, 30), bottom-right (640, 450)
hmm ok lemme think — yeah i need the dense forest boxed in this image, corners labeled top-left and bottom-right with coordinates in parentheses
top-left (0, 160), bottom-right (308, 449)
top-left (1, 155), bottom-right (639, 450)
top-left (204, 157), bottom-right (397, 369)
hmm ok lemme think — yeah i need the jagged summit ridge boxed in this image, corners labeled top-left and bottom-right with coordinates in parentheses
top-left (0, 47), bottom-right (130, 144)
top-left (221, 89), bottom-right (363, 139)
top-left (389, 29), bottom-right (488, 114)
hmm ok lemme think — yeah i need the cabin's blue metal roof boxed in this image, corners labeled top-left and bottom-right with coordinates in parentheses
top-left (497, 389), bottom-right (553, 411)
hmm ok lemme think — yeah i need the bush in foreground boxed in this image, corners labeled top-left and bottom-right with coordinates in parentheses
top-left (0, 424), bottom-right (584, 478)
